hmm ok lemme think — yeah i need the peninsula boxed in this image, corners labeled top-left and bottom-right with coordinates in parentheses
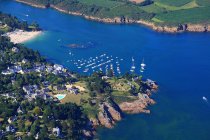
top-left (0, 12), bottom-right (158, 139)
top-left (15, 0), bottom-right (210, 33)
top-left (0, 12), bottom-right (41, 43)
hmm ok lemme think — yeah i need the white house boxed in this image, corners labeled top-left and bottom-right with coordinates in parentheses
top-left (12, 47), bottom-right (19, 53)
top-left (54, 64), bottom-right (63, 71)
top-left (52, 127), bottom-right (60, 137)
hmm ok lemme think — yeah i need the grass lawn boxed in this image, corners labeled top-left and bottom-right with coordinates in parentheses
top-left (83, 103), bottom-right (99, 118)
top-left (107, 78), bottom-right (131, 92)
top-left (60, 91), bottom-right (90, 105)
top-left (152, 17), bottom-right (164, 23)
top-left (112, 94), bottom-right (137, 104)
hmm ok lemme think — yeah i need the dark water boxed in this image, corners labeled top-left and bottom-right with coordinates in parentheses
top-left (1, 1), bottom-right (210, 139)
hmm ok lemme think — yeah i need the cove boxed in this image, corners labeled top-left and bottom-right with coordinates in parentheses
top-left (1, 1), bottom-right (210, 140)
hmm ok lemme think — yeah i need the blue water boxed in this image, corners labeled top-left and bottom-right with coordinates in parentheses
top-left (1, 1), bottom-right (210, 139)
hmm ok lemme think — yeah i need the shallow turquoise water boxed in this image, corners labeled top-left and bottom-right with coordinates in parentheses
top-left (55, 94), bottom-right (66, 100)
top-left (1, 1), bottom-right (210, 139)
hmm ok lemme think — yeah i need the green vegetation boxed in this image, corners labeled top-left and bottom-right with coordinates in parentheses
top-left (18, 0), bottom-right (210, 28)
top-left (140, 3), bottom-right (166, 13)
top-left (0, 12), bottom-right (40, 34)
top-left (196, 0), bottom-right (210, 6)
top-left (155, 7), bottom-right (210, 24)
top-left (0, 13), bottom-right (91, 139)
top-left (154, 0), bottom-right (199, 11)
top-left (78, 0), bottom-right (124, 8)
top-left (154, 0), bottom-right (193, 6)
top-left (0, 12), bottom-right (156, 139)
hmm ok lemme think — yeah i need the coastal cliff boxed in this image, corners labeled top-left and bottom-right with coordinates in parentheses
top-left (120, 94), bottom-right (155, 114)
top-left (90, 93), bottom-right (156, 128)
top-left (90, 79), bottom-right (158, 129)
top-left (15, 0), bottom-right (210, 33)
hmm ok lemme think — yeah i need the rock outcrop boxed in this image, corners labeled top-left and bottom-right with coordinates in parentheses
top-left (120, 94), bottom-right (155, 114)
top-left (97, 101), bottom-right (122, 128)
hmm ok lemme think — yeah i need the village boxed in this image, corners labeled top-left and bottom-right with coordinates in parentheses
top-left (0, 12), bottom-right (158, 139)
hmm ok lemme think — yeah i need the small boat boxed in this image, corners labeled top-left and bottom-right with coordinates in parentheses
top-left (203, 96), bottom-right (208, 101)
top-left (132, 57), bottom-right (135, 67)
top-left (141, 58), bottom-right (146, 67)
top-left (83, 68), bottom-right (89, 73)
top-left (130, 69), bottom-right (134, 72)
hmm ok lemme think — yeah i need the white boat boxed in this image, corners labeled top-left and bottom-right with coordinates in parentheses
top-left (130, 57), bottom-right (135, 72)
top-left (131, 66), bottom-right (136, 69)
top-left (83, 68), bottom-right (89, 73)
top-left (203, 96), bottom-right (208, 101)
top-left (141, 59), bottom-right (146, 67)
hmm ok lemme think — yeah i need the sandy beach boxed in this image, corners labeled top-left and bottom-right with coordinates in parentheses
top-left (5, 29), bottom-right (42, 44)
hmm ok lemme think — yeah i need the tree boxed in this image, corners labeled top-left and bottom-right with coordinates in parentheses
top-left (33, 106), bottom-right (41, 116)
top-left (39, 125), bottom-right (48, 140)
top-left (30, 120), bottom-right (40, 135)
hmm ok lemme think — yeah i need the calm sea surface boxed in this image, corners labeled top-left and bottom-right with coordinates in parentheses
top-left (1, 1), bottom-right (210, 139)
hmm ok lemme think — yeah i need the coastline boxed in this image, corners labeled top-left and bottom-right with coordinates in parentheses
top-left (4, 29), bottom-right (42, 44)
top-left (15, 0), bottom-right (210, 33)
top-left (15, 0), bottom-right (46, 8)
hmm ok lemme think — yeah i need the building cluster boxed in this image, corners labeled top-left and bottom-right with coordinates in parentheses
top-left (1, 60), bottom-right (68, 76)
top-left (23, 84), bottom-right (51, 101)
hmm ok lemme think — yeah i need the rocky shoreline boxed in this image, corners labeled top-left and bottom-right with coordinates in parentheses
top-left (89, 80), bottom-right (158, 130)
top-left (16, 0), bottom-right (210, 33)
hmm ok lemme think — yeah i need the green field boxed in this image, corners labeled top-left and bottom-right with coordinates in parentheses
top-left (139, 0), bottom-right (210, 24)
top-left (154, 0), bottom-right (193, 6)
top-left (78, 0), bottom-right (124, 8)
top-left (154, 0), bottom-right (199, 11)
top-left (154, 7), bottom-right (210, 24)
top-left (196, 0), bottom-right (210, 6)
top-left (141, 3), bottom-right (167, 13)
